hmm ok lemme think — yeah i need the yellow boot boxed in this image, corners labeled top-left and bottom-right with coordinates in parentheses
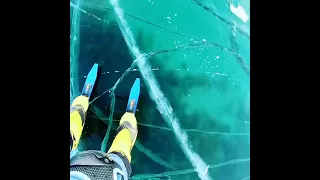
top-left (108, 112), bottom-right (138, 162)
top-left (70, 95), bottom-right (89, 150)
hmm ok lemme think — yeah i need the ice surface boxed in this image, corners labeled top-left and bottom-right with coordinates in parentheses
top-left (70, 0), bottom-right (81, 103)
top-left (70, 0), bottom-right (250, 179)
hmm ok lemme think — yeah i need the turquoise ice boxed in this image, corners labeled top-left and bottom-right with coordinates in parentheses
top-left (70, 0), bottom-right (250, 179)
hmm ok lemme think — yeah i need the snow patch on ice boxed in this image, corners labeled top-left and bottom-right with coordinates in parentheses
top-left (230, 4), bottom-right (249, 23)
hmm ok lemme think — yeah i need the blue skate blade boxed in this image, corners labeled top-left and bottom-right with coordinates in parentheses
top-left (126, 78), bottom-right (140, 113)
top-left (81, 63), bottom-right (98, 99)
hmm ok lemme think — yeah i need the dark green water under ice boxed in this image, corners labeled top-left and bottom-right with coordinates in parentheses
top-left (70, 0), bottom-right (250, 179)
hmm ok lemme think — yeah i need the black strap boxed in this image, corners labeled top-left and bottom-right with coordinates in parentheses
top-left (115, 122), bottom-right (134, 135)
top-left (70, 132), bottom-right (73, 152)
top-left (70, 105), bottom-right (86, 125)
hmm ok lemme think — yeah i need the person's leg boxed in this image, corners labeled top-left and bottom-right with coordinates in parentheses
top-left (107, 112), bottom-right (138, 163)
top-left (70, 95), bottom-right (89, 151)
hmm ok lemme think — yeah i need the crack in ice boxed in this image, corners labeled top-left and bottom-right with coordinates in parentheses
top-left (70, 2), bottom-right (111, 24)
top-left (190, 0), bottom-right (250, 39)
top-left (69, 2), bottom-right (247, 62)
top-left (131, 158), bottom-right (250, 179)
top-left (229, 22), bottom-right (250, 76)
top-left (70, 0), bottom-right (249, 179)
top-left (70, 0), bottom-right (249, 75)
top-left (110, 0), bottom-right (212, 179)
top-left (90, 116), bottom-right (250, 136)
top-left (89, 40), bottom-right (239, 105)
top-left (90, 106), bottom-right (176, 170)
top-left (78, 2), bottom-right (199, 40)
top-left (70, 68), bottom-right (227, 81)
top-left (70, 0), bottom-right (81, 103)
